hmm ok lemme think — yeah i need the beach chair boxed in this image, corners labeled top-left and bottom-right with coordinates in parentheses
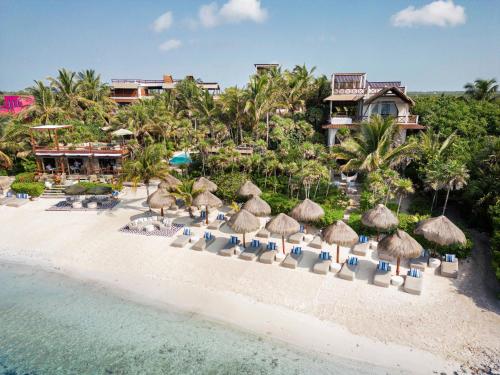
top-left (373, 261), bottom-right (392, 288)
top-left (404, 268), bottom-right (424, 295)
top-left (191, 231), bottom-right (216, 251)
top-left (338, 256), bottom-right (359, 281)
top-left (377, 251), bottom-right (394, 262)
top-left (441, 254), bottom-right (458, 278)
top-left (308, 235), bottom-right (322, 249)
top-left (313, 251), bottom-right (332, 275)
top-left (256, 228), bottom-right (270, 239)
top-left (288, 225), bottom-right (305, 244)
top-left (351, 242), bottom-right (369, 256)
top-left (218, 235), bottom-right (241, 257)
top-left (0, 195), bottom-right (15, 205)
top-left (409, 249), bottom-right (429, 272)
top-left (282, 246), bottom-right (303, 269)
top-left (240, 239), bottom-right (264, 261)
top-left (192, 211), bottom-right (207, 227)
top-left (259, 241), bottom-right (278, 264)
top-left (208, 213), bottom-right (226, 230)
top-left (171, 227), bottom-right (193, 248)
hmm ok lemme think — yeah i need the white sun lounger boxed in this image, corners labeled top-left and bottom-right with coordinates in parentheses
top-left (308, 235), bottom-right (322, 249)
top-left (240, 242), bottom-right (263, 261)
top-left (313, 259), bottom-right (332, 275)
top-left (441, 258), bottom-right (459, 278)
top-left (191, 235), bottom-right (216, 251)
top-left (338, 262), bottom-right (359, 281)
top-left (171, 234), bottom-right (192, 248)
top-left (373, 268), bottom-right (392, 287)
top-left (351, 242), bottom-right (369, 256)
top-left (218, 238), bottom-right (240, 257)
top-left (404, 275), bottom-right (423, 295)
top-left (288, 232), bottom-right (303, 244)
top-left (259, 249), bottom-right (277, 264)
top-left (282, 252), bottom-right (303, 269)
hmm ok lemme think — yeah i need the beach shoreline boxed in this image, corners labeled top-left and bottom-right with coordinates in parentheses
top-left (1, 190), bottom-right (498, 373)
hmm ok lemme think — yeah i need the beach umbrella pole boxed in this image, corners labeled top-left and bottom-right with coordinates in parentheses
top-left (206, 206), bottom-right (209, 224)
top-left (282, 235), bottom-right (285, 255)
top-left (336, 244), bottom-right (340, 263)
top-left (396, 256), bottom-right (401, 276)
top-left (161, 207), bottom-right (164, 217)
top-left (243, 232), bottom-right (246, 248)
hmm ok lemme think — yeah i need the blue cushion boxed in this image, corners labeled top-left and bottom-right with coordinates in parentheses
top-left (348, 257), bottom-right (358, 266)
top-left (445, 254), bottom-right (456, 263)
top-left (319, 251), bottom-right (330, 260)
top-left (267, 242), bottom-right (276, 250)
top-left (251, 239), bottom-right (260, 248)
top-left (408, 268), bottom-right (422, 278)
top-left (183, 228), bottom-right (191, 235)
top-left (299, 224), bottom-right (305, 233)
top-left (378, 261), bottom-right (390, 271)
top-left (204, 231), bottom-right (212, 240)
top-left (292, 246), bottom-right (302, 255)
top-left (217, 213), bottom-right (225, 220)
top-left (230, 235), bottom-right (239, 244)
top-left (200, 211), bottom-right (206, 218)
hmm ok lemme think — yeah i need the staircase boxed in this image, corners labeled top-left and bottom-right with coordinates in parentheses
top-left (41, 185), bottom-right (66, 199)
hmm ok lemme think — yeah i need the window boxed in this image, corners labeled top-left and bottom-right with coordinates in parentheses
top-left (371, 101), bottom-right (397, 117)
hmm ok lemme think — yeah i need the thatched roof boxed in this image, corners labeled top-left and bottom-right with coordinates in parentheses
top-left (414, 215), bottom-right (466, 246)
top-left (361, 204), bottom-right (399, 230)
top-left (290, 199), bottom-right (324, 222)
top-left (148, 189), bottom-right (176, 209)
top-left (193, 177), bottom-right (217, 192)
top-left (323, 220), bottom-right (358, 246)
top-left (266, 213), bottom-right (300, 236)
top-left (159, 174), bottom-right (181, 191)
top-left (237, 180), bottom-right (262, 198)
top-left (377, 230), bottom-right (423, 259)
top-left (227, 209), bottom-right (260, 234)
top-left (192, 190), bottom-right (222, 208)
top-left (243, 196), bottom-right (271, 217)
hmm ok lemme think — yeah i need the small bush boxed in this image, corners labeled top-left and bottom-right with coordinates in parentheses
top-left (11, 181), bottom-right (44, 197)
top-left (315, 206), bottom-right (345, 227)
top-left (0, 169), bottom-right (7, 176)
top-left (210, 172), bottom-right (249, 202)
top-left (15, 172), bottom-right (36, 183)
top-left (261, 192), bottom-right (298, 215)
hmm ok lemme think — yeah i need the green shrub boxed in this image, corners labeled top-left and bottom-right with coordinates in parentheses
top-left (408, 195), bottom-right (433, 215)
top-left (315, 206), bottom-right (345, 227)
top-left (261, 192), bottom-right (298, 215)
top-left (347, 212), bottom-right (378, 236)
top-left (20, 159), bottom-right (36, 172)
top-left (11, 182), bottom-right (44, 197)
top-left (0, 169), bottom-right (7, 176)
top-left (488, 201), bottom-right (500, 282)
top-left (210, 172), bottom-right (249, 202)
top-left (15, 172), bottom-right (36, 183)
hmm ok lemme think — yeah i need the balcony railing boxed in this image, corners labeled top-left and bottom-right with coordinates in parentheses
top-left (330, 114), bottom-right (419, 124)
top-left (34, 143), bottom-right (128, 155)
top-left (111, 79), bottom-right (164, 84)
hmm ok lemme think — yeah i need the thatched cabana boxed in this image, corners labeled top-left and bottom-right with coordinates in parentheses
top-left (243, 196), bottom-right (271, 217)
top-left (377, 229), bottom-right (423, 275)
top-left (227, 209), bottom-right (260, 247)
top-left (361, 204), bottom-right (399, 239)
top-left (193, 177), bottom-right (217, 192)
top-left (266, 213), bottom-right (300, 254)
top-left (323, 220), bottom-right (358, 263)
top-left (192, 190), bottom-right (222, 224)
top-left (290, 198), bottom-right (324, 223)
top-left (414, 215), bottom-right (466, 247)
top-left (159, 174), bottom-right (181, 192)
top-left (237, 180), bottom-right (262, 198)
top-left (148, 189), bottom-right (176, 216)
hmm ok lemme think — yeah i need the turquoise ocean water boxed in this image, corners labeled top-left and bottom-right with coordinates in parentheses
top-left (0, 262), bottom-right (391, 375)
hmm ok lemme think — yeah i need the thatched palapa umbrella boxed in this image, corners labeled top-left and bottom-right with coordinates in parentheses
top-left (243, 195), bottom-right (271, 217)
top-left (159, 174), bottom-right (181, 192)
top-left (377, 229), bottom-right (423, 275)
top-left (192, 190), bottom-right (222, 224)
top-left (323, 220), bottom-right (358, 263)
top-left (361, 204), bottom-right (399, 240)
top-left (193, 177), bottom-right (217, 192)
top-left (148, 189), bottom-right (176, 216)
top-left (266, 213), bottom-right (300, 254)
top-left (227, 209), bottom-right (260, 247)
top-left (290, 199), bottom-right (324, 232)
top-left (414, 215), bottom-right (466, 247)
top-left (238, 180), bottom-right (262, 198)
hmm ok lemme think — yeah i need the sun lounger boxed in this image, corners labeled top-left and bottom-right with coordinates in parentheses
top-left (338, 257), bottom-right (359, 281)
top-left (256, 228), bottom-right (270, 239)
top-left (404, 269), bottom-right (424, 295)
top-left (308, 235), bottom-right (322, 249)
top-left (351, 242), bottom-right (369, 256)
top-left (313, 251), bottom-right (332, 275)
top-left (192, 232), bottom-right (215, 251)
top-left (6, 198), bottom-right (28, 207)
top-left (259, 242), bottom-right (278, 264)
top-left (0, 196), bottom-right (15, 205)
top-left (208, 214), bottom-right (226, 230)
top-left (288, 232), bottom-right (303, 244)
top-left (441, 254), bottom-right (459, 278)
top-left (218, 236), bottom-right (240, 257)
top-left (373, 261), bottom-right (392, 287)
top-left (409, 250), bottom-right (429, 272)
top-left (282, 247), bottom-right (303, 269)
top-left (377, 251), bottom-right (394, 262)
top-left (171, 228), bottom-right (193, 248)
top-left (240, 239), bottom-right (264, 261)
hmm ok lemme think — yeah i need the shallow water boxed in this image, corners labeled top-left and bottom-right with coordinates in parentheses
top-left (0, 262), bottom-right (392, 375)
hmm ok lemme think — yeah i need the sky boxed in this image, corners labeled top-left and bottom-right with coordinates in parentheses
top-left (0, 0), bottom-right (498, 91)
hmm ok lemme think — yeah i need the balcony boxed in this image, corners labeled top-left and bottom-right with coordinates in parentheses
top-left (324, 114), bottom-right (424, 130)
top-left (34, 143), bottom-right (128, 157)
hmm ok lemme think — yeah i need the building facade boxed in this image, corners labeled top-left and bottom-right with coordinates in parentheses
top-left (0, 95), bottom-right (34, 116)
top-left (322, 73), bottom-right (424, 146)
top-left (110, 75), bottom-right (220, 105)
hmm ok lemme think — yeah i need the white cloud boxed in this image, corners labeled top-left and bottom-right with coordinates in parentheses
top-left (159, 39), bottom-right (182, 52)
top-left (198, 0), bottom-right (267, 28)
top-left (391, 0), bottom-right (466, 27)
top-left (152, 11), bottom-right (173, 32)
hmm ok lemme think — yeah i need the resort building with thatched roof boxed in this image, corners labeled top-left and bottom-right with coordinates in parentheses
top-left (322, 72), bottom-right (425, 146)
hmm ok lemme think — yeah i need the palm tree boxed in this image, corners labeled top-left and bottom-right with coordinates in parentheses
top-left (245, 74), bottom-right (275, 143)
top-left (441, 160), bottom-right (469, 215)
top-left (419, 131), bottom-right (456, 162)
top-left (49, 68), bottom-right (82, 112)
top-left (464, 78), bottom-right (498, 101)
top-left (220, 87), bottom-right (247, 144)
top-left (171, 179), bottom-right (202, 218)
top-left (23, 81), bottom-right (65, 123)
top-left (394, 178), bottom-right (414, 214)
top-left (332, 116), bottom-right (418, 172)
top-left (120, 144), bottom-right (171, 207)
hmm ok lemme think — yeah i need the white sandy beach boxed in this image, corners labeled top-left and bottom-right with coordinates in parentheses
top-left (1, 187), bottom-right (499, 374)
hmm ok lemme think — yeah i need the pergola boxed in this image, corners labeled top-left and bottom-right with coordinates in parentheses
top-left (30, 125), bottom-right (73, 174)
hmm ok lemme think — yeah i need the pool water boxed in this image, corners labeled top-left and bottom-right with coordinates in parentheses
top-left (0, 262), bottom-right (392, 375)
top-left (169, 153), bottom-right (191, 165)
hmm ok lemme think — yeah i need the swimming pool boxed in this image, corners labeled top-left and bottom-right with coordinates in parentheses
top-left (169, 152), bottom-right (191, 165)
